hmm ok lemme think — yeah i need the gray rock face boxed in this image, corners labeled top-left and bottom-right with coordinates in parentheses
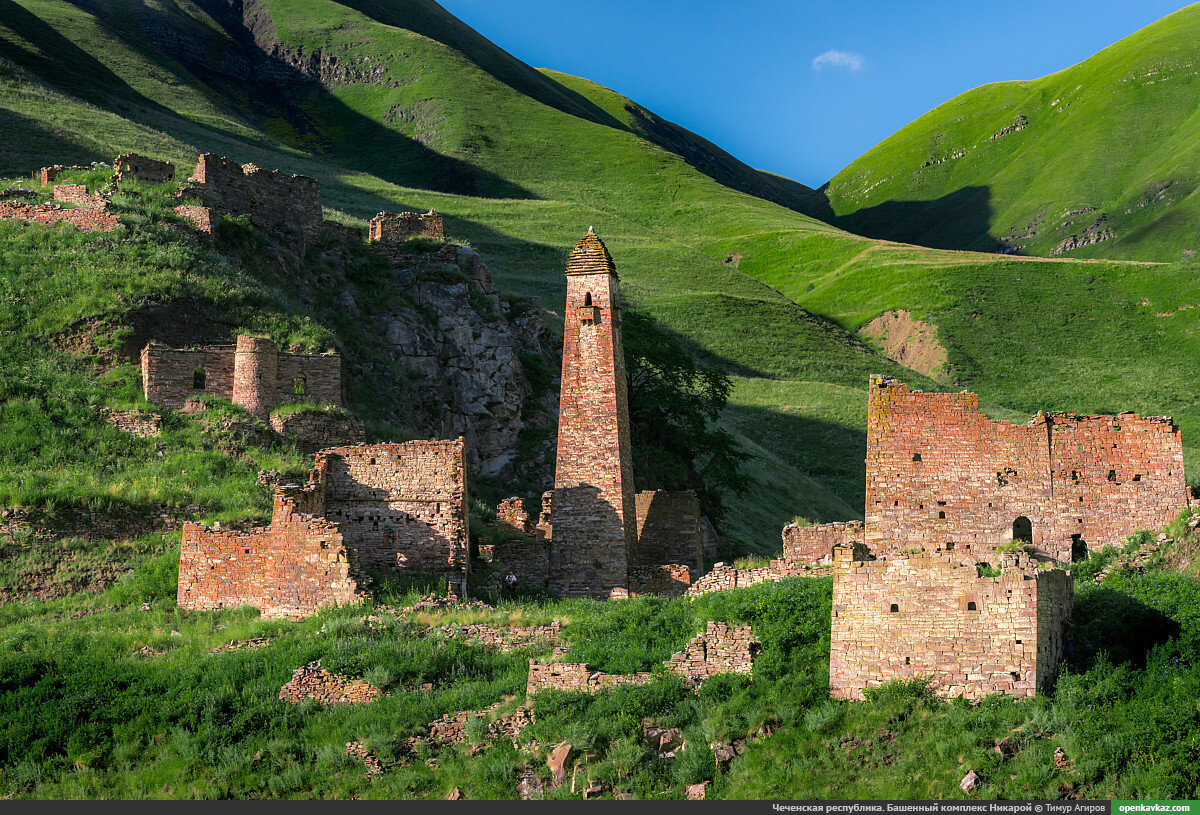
top-left (363, 246), bottom-right (559, 483)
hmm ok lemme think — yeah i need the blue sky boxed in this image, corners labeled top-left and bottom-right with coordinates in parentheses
top-left (437, 0), bottom-right (1189, 188)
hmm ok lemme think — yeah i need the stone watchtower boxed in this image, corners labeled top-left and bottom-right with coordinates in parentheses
top-left (232, 335), bottom-right (278, 419)
top-left (549, 228), bottom-right (637, 598)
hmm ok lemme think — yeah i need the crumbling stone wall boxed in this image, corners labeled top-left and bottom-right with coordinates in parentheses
top-left (279, 662), bottom-right (381, 705)
top-left (526, 661), bottom-right (654, 696)
top-left (685, 562), bottom-right (791, 597)
top-left (0, 200), bottom-right (121, 232)
top-left (829, 544), bottom-right (1072, 702)
top-left (866, 376), bottom-right (1188, 560)
top-left (269, 409), bottom-right (365, 454)
top-left (549, 230), bottom-right (637, 598)
top-left (369, 210), bottom-right (444, 242)
top-left (177, 488), bottom-right (356, 619)
top-left (492, 537), bottom-right (551, 589)
top-left (662, 622), bottom-right (759, 682)
top-left (175, 154), bottom-right (322, 239)
top-left (627, 564), bottom-right (692, 598)
top-left (437, 621), bottom-right (562, 653)
top-left (141, 336), bottom-right (342, 418)
top-left (101, 409), bottom-right (163, 438)
top-left (112, 154), bottom-right (175, 187)
top-left (633, 490), bottom-right (704, 576)
top-left (314, 440), bottom-right (469, 595)
top-left (37, 165), bottom-right (88, 185)
top-left (781, 521), bottom-right (865, 569)
top-left (52, 184), bottom-right (108, 209)
top-left (497, 497), bottom-right (534, 535)
top-left (526, 622), bottom-right (758, 696)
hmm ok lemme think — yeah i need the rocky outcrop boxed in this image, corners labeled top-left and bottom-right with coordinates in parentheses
top-left (364, 244), bottom-right (559, 481)
top-left (1051, 213), bottom-right (1114, 256)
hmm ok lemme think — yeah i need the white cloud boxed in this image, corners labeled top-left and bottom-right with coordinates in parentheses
top-left (812, 50), bottom-right (865, 71)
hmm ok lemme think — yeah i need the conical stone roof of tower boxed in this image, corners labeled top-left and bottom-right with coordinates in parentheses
top-left (566, 227), bottom-right (617, 277)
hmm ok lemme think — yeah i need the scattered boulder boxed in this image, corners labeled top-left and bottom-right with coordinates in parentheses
top-left (445, 787), bottom-right (464, 800)
top-left (516, 765), bottom-right (543, 800)
top-left (960, 770), bottom-right (985, 793)
top-left (582, 779), bottom-right (607, 799)
top-left (995, 737), bottom-right (1018, 758)
top-left (547, 742), bottom-right (574, 787)
top-left (712, 741), bottom-right (737, 766)
top-left (687, 781), bottom-right (710, 800)
top-left (1054, 746), bottom-right (1070, 768)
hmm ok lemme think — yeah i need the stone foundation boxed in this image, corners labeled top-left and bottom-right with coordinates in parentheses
top-left (279, 662), bottom-right (381, 706)
top-left (526, 621), bottom-right (758, 696)
top-left (0, 200), bottom-right (121, 232)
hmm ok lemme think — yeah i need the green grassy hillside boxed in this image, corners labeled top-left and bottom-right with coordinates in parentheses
top-left (816, 3), bottom-right (1200, 262)
top-left (2, 0), bottom-right (1199, 552)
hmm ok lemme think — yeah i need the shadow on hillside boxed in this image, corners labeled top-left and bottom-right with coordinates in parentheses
top-left (337, 0), bottom-right (629, 132)
top-left (1069, 586), bottom-right (1181, 671)
top-left (721, 401), bottom-right (865, 520)
top-left (12, 0), bottom-right (534, 200)
top-left (0, 111), bottom-right (108, 176)
top-left (804, 184), bottom-right (1007, 253)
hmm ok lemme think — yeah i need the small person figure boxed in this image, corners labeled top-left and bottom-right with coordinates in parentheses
top-left (504, 569), bottom-right (517, 596)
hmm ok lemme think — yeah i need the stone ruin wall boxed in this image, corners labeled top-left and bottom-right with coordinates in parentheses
top-left (369, 210), bottom-right (444, 243)
top-left (279, 662), bottom-right (381, 706)
top-left (526, 622), bottom-right (758, 696)
top-left (175, 153), bottom-right (322, 239)
top-left (1048, 413), bottom-right (1188, 556)
top-left (627, 564), bottom-right (692, 598)
top-left (866, 376), bottom-right (1188, 561)
top-left (829, 545), bottom-right (1072, 702)
top-left (779, 520), bottom-right (865, 572)
top-left (112, 154), bottom-right (175, 187)
top-left (490, 492), bottom-right (698, 597)
top-left (314, 440), bottom-right (469, 595)
top-left (141, 336), bottom-right (342, 418)
top-left (38, 165), bottom-right (87, 185)
top-left (0, 199), bottom-right (121, 232)
top-left (269, 409), bottom-right (366, 454)
top-left (52, 184), bottom-right (108, 209)
top-left (633, 490), bottom-right (704, 577)
top-left (177, 487), bottom-right (357, 619)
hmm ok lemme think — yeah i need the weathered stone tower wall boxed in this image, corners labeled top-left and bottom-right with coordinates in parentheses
top-left (865, 376), bottom-right (1187, 560)
top-left (314, 440), bottom-right (469, 596)
top-left (830, 545), bottom-right (1072, 702)
top-left (549, 229), bottom-right (637, 598)
top-left (233, 335), bottom-right (279, 419)
top-left (368, 210), bottom-right (444, 242)
top-left (633, 490), bottom-right (704, 576)
top-left (141, 340), bottom-right (341, 417)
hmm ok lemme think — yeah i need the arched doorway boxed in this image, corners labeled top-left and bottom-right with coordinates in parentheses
top-left (1013, 516), bottom-right (1033, 543)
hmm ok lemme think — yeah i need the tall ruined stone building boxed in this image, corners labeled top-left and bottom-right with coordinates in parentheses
top-left (549, 229), bottom-right (637, 598)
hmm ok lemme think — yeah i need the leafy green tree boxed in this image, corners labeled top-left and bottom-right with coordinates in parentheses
top-left (623, 310), bottom-right (752, 526)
